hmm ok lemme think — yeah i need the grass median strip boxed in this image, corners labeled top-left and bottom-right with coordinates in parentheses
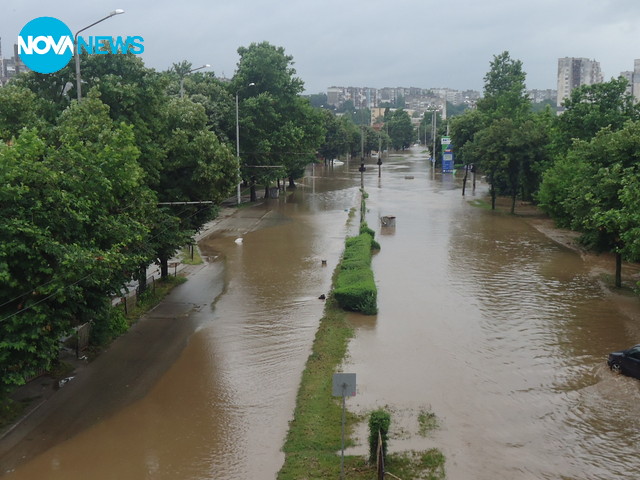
top-left (277, 295), bottom-right (360, 478)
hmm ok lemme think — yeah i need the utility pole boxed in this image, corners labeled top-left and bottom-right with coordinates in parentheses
top-left (431, 110), bottom-right (437, 168)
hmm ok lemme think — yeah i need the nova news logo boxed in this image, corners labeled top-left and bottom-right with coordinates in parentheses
top-left (18, 16), bottom-right (144, 74)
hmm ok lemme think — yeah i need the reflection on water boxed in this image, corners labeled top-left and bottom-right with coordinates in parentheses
top-left (4, 151), bottom-right (640, 480)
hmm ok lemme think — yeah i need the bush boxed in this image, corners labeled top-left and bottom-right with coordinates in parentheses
top-left (90, 307), bottom-right (129, 346)
top-left (369, 409), bottom-right (391, 463)
top-left (359, 221), bottom-right (376, 238)
top-left (334, 233), bottom-right (378, 315)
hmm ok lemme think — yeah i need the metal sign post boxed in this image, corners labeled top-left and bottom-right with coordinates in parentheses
top-left (332, 373), bottom-right (356, 480)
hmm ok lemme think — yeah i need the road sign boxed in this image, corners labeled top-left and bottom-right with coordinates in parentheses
top-left (332, 373), bottom-right (356, 397)
top-left (441, 136), bottom-right (454, 173)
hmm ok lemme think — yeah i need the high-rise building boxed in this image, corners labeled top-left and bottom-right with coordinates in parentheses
top-left (634, 59), bottom-right (640, 104)
top-left (556, 57), bottom-right (603, 109)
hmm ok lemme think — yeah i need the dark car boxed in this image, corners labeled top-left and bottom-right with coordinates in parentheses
top-left (608, 344), bottom-right (640, 379)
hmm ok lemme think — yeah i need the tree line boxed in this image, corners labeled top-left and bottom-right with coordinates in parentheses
top-left (0, 41), bottom-right (375, 397)
top-left (449, 51), bottom-right (640, 288)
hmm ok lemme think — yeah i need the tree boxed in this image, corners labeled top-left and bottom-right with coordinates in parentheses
top-left (456, 51), bottom-right (548, 210)
top-left (449, 109), bottom-right (485, 166)
top-left (554, 77), bottom-right (640, 154)
top-left (387, 109), bottom-right (414, 150)
top-left (0, 85), bottom-right (53, 141)
top-left (16, 52), bottom-right (170, 187)
top-left (477, 51), bottom-right (529, 121)
top-left (0, 92), bottom-right (152, 394)
top-left (539, 121), bottom-right (640, 286)
top-left (151, 98), bottom-right (238, 277)
top-left (318, 109), bottom-right (349, 162)
top-left (232, 42), bottom-right (322, 198)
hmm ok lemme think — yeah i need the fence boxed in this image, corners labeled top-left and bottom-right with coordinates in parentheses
top-left (113, 274), bottom-right (158, 316)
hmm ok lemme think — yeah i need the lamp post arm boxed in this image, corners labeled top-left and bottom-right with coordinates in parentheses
top-left (74, 10), bottom-right (124, 102)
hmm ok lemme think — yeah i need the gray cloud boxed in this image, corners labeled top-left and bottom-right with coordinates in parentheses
top-left (3, 0), bottom-right (640, 93)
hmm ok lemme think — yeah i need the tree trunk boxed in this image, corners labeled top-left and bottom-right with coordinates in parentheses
top-left (137, 264), bottom-right (147, 296)
top-left (490, 185), bottom-right (496, 210)
top-left (264, 184), bottom-right (269, 199)
top-left (288, 175), bottom-right (296, 188)
top-left (159, 254), bottom-right (169, 279)
top-left (250, 177), bottom-right (257, 202)
top-left (615, 251), bottom-right (622, 288)
top-left (462, 164), bottom-right (469, 196)
top-left (510, 194), bottom-right (516, 214)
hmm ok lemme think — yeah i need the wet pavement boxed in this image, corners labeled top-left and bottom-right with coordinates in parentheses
top-left (2, 149), bottom-right (640, 479)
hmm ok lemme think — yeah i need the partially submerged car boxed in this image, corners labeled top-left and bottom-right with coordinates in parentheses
top-left (608, 344), bottom-right (640, 379)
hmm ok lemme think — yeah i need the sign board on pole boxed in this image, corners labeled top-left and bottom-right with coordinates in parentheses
top-left (441, 136), bottom-right (454, 173)
top-left (332, 373), bottom-right (356, 397)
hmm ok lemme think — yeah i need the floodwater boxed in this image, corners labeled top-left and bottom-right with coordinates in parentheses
top-left (3, 149), bottom-right (640, 479)
top-left (346, 151), bottom-right (640, 479)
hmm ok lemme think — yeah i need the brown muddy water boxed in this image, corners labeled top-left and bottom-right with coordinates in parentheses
top-left (3, 149), bottom-right (640, 479)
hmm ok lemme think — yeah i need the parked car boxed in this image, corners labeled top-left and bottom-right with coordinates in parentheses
top-left (608, 345), bottom-right (640, 379)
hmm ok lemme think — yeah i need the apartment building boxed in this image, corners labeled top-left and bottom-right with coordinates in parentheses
top-left (557, 57), bottom-right (603, 108)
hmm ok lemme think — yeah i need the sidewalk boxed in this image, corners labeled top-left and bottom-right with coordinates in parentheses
top-left (0, 205), bottom-right (245, 449)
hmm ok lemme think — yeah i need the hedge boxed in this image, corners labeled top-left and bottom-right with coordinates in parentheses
top-left (333, 232), bottom-right (378, 315)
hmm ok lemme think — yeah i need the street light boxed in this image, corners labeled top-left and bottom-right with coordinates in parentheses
top-left (236, 82), bottom-right (255, 205)
top-left (74, 9), bottom-right (125, 102)
top-left (179, 64), bottom-right (211, 99)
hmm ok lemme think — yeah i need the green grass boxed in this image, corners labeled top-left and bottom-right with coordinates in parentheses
top-left (278, 296), bottom-right (358, 479)
top-left (468, 198), bottom-right (493, 210)
top-left (418, 408), bottom-right (438, 437)
top-left (180, 245), bottom-right (203, 265)
top-left (124, 276), bottom-right (187, 322)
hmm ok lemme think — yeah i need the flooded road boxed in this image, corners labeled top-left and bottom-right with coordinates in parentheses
top-left (2, 167), bottom-right (358, 479)
top-left (346, 151), bottom-right (640, 479)
top-left (3, 149), bottom-right (640, 479)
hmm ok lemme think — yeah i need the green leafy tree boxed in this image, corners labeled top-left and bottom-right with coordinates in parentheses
top-left (477, 51), bottom-right (530, 121)
top-left (449, 109), bottom-right (485, 166)
top-left (387, 109), bottom-right (414, 150)
top-left (152, 98), bottom-right (238, 277)
top-left (0, 93), bottom-right (152, 394)
top-left (554, 77), bottom-right (640, 154)
top-left (0, 85), bottom-right (53, 141)
top-left (539, 121), bottom-right (640, 286)
top-left (318, 109), bottom-right (349, 162)
top-left (232, 42), bottom-right (323, 199)
top-left (456, 51), bottom-right (547, 210)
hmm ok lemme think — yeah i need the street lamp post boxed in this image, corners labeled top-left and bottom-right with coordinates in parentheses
top-left (179, 64), bottom-right (210, 99)
top-left (236, 83), bottom-right (256, 205)
top-left (74, 9), bottom-right (125, 102)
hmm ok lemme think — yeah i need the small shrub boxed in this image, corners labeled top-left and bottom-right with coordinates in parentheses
top-left (421, 448), bottom-right (445, 470)
top-left (91, 307), bottom-right (129, 346)
top-left (418, 409), bottom-right (438, 437)
top-left (369, 409), bottom-right (391, 463)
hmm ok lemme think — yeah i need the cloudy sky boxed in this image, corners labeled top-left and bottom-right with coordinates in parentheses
top-left (3, 0), bottom-right (640, 94)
